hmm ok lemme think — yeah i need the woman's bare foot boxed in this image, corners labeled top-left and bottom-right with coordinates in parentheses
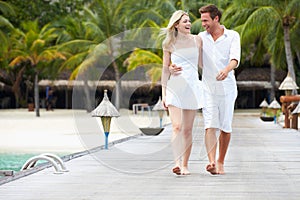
top-left (172, 166), bottom-right (181, 175)
top-left (181, 167), bottom-right (191, 175)
top-left (217, 162), bottom-right (225, 175)
top-left (206, 162), bottom-right (218, 175)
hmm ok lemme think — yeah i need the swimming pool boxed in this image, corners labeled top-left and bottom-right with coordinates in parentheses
top-left (0, 153), bottom-right (66, 172)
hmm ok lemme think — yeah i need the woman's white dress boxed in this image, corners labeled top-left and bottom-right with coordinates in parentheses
top-left (165, 37), bottom-right (203, 110)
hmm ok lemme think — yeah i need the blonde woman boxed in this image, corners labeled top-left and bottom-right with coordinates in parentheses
top-left (161, 10), bottom-right (203, 175)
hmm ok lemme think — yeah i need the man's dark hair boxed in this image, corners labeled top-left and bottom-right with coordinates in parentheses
top-left (199, 4), bottom-right (222, 22)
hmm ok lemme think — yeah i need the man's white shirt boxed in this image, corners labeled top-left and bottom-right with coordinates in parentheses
top-left (199, 25), bottom-right (241, 95)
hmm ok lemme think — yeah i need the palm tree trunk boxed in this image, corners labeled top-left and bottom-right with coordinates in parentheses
top-left (34, 73), bottom-right (40, 117)
top-left (296, 50), bottom-right (300, 68)
top-left (11, 67), bottom-right (25, 108)
top-left (283, 26), bottom-right (295, 81)
top-left (83, 79), bottom-right (92, 112)
top-left (270, 63), bottom-right (276, 100)
top-left (112, 60), bottom-right (121, 109)
top-left (108, 37), bottom-right (121, 110)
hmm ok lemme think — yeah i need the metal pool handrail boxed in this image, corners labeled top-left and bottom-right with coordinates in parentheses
top-left (21, 153), bottom-right (68, 174)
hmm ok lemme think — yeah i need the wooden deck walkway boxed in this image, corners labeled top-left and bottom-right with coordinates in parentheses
top-left (1, 112), bottom-right (300, 199)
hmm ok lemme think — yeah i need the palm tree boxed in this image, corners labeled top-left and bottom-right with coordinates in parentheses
top-left (55, 0), bottom-right (159, 110)
top-left (78, 0), bottom-right (141, 109)
top-left (9, 20), bottom-right (65, 116)
top-left (125, 48), bottom-right (163, 84)
top-left (0, 19), bottom-right (14, 57)
top-left (52, 16), bottom-right (102, 111)
top-left (125, 0), bottom-right (205, 83)
top-left (0, 1), bottom-right (26, 108)
top-left (223, 0), bottom-right (300, 82)
top-left (290, 19), bottom-right (300, 83)
top-left (0, 0), bottom-right (15, 58)
top-left (0, 0), bottom-right (15, 16)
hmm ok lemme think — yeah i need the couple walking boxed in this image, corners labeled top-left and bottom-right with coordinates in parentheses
top-left (161, 4), bottom-right (241, 175)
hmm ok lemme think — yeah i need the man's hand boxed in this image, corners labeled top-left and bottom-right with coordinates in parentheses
top-left (169, 64), bottom-right (182, 76)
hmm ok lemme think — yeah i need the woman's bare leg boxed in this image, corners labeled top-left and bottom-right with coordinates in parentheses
top-left (181, 109), bottom-right (197, 175)
top-left (168, 106), bottom-right (183, 174)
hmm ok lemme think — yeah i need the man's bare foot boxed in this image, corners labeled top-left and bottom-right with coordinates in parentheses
top-left (217, 162), bottom-right (225, 175)
top-left (172, 166), bottom-right (181, 175)
top-left (181, 167), bottom-right (191, 175)
top-left (206, 162), bottom-right (218, 175)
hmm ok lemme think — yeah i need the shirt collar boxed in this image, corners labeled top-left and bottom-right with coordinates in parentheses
top-left (203, 25), bottom-right (228, 42)
top-left (221, 25), bottom-right (229, 36)
top-left (204, 25), bottom-right (228, 37)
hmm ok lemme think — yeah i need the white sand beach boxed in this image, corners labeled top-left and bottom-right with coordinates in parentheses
top-left (0, 109), bottom-right (170, 154)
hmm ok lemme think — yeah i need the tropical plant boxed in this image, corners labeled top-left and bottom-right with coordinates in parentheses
top-left (4, 0), bottom-right (88, 28)
top-left (74, 0), bottom-right (144, 109)
top-left (125, 0), bottom-right (205, 83)
top-left (0, 1), bottom-right (25, 108)
top-left (50, 16), bottom-right (103, 111)
top-left (0, 0), bottom-right (15, 58)
top-left (125, 0), bottom-right (235, 82)
top-left (223, 0), bottom-right (300, 83)
top-left (290, 19), bottom-right (300, 84)
top-left (126, 48), bottom-right (163, 84)
top-left (9, 20), bottom-right (65, 116)
top-left (0, 0), bottom-right (15, 16)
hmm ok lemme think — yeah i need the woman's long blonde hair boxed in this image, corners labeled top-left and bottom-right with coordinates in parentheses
top-left (161, 10), bottom-right (189, 50)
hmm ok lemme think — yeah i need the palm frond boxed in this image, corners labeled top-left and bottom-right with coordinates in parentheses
top-left (146, 64), bottom-right (162, 85)
top-left (83, 21), bottom-right (106, 41)
top-left (30, 39), bottom-right (45, 53)
top-left (129, 9), bottom-right (165, 26)
top-left (9, 50), bottom-right (28, 60)
top-left (0, 31), bottom-right (8, 53)
top-left (39, 50), bottom-right (66, 62)
top-left (239, 6), bottom-right (281, 48)
top-left (9, 55), bottom-right (29, 67)
top-left (0, 15), bottom-right (14, 30)
top-left (58, 39), bottom-right (97, 53)
top-left (126, 48), bottom-right (162, 71)
top-left (60, 52), bottom-right (89, 71)
top-left (286, 0), bottom-right (300, 19)
top-left (191, 18), bottom-right (204, 34)
top-left (0, 1), bottom-right (15, 16)
top-left (69, 55), bottom-right (96, 80)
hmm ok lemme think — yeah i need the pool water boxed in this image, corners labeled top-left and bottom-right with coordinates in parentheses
top-left (0, 153), bottom-right (39, 172)
top-left (0, 153), bottom-right (65, 172)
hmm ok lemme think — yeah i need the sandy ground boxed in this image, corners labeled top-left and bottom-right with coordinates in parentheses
top-left (0, 109), bottom-right (170, 154)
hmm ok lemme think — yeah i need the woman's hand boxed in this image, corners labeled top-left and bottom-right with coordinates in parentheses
top-left (162, 96), bottom-right (168, 109)
top-left (169, 64), bottom-right (182, 76)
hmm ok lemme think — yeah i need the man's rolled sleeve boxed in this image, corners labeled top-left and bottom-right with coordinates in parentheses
top-left (230, 32), bottom-right (241, 68)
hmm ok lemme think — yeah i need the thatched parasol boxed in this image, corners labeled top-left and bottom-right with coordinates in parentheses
top-left (91, 89), bottom-right (120, 149)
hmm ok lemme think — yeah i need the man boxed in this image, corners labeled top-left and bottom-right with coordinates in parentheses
top-left (199, 4), bottom-right (240, 175)
top-left (169, 4), bottom-right (241, 175)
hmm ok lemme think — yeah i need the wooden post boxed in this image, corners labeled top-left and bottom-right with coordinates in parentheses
top-left (292, 114), bottom-right (298, 130)
top-left (285, 102), bottom-right (290, 128)
top-left (280, 95), bottom-right (300, 129)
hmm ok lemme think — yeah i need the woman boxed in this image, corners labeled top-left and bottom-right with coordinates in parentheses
top-left (161, 10), bottom-right (203, 175)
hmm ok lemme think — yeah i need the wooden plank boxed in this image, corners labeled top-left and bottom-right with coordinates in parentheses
top-left (0, 170), bottom-right (14, 176)
top-left (1, 113), bottom-right (300, 199)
